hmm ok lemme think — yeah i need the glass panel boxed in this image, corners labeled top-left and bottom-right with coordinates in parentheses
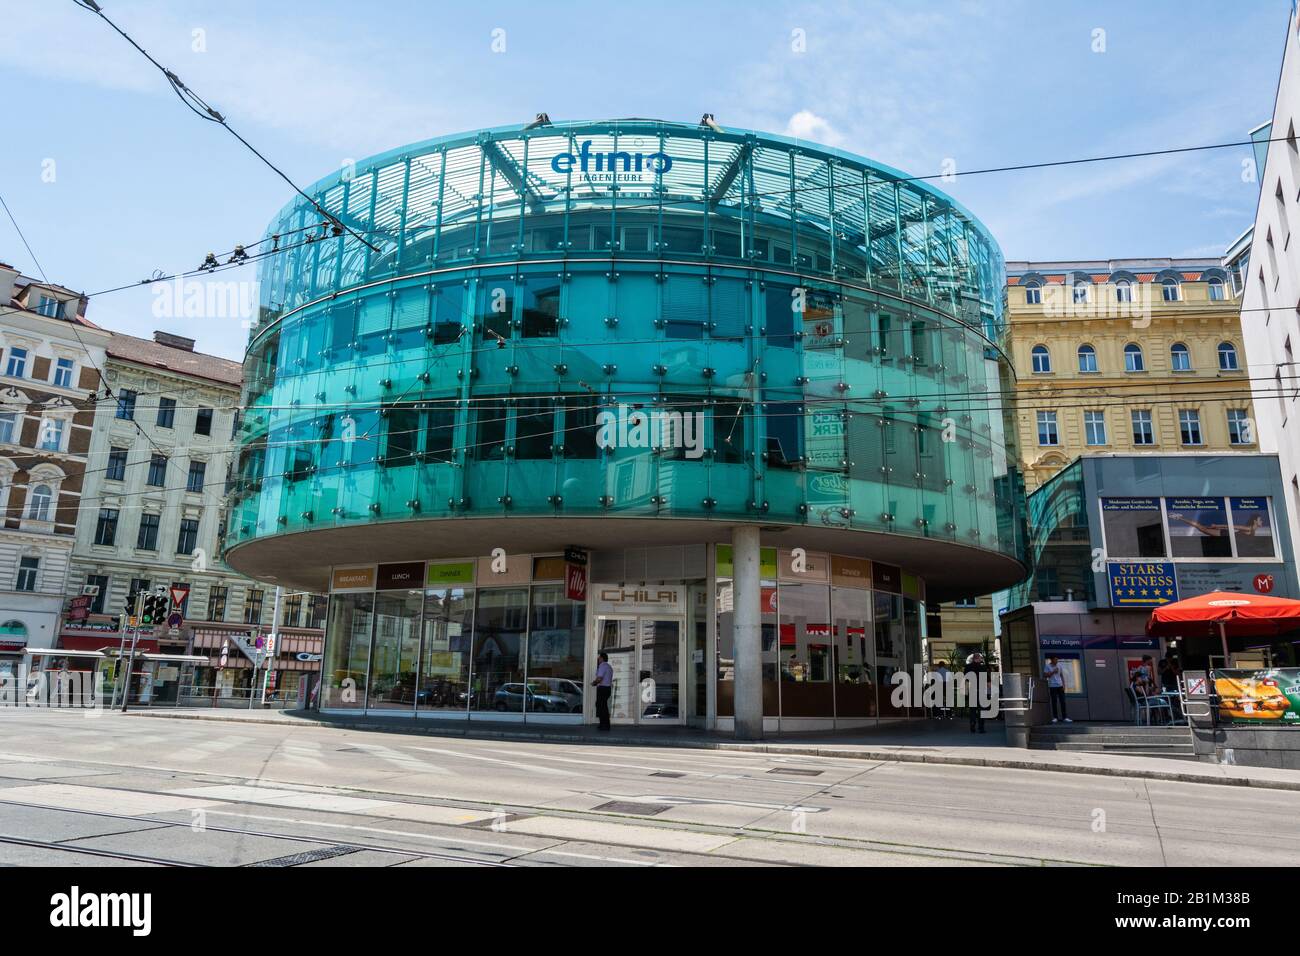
top-left (472, 588), bottom-right (527, 712)
top-left (525, 584), bottom-right (585, 714)
top-left (832, 587), bottom-right (876, 718)
top-left (778, 583), bottom-right (834, 717)
top-left (1166, 497), bottom-right (1232, 559)
top-left (638, 620), bottom-right (680, 721)
top-left (596, 618), bottom-right (636, 722)
top-left (368, 589), bottom-right (423, 709)
top-left (418, 587), bottom-right (474, 712)
top-left (875, 593), bottom-right (907, 717)
top-left (1101, 498), bottom-right (1167, 558)
top-left (321, 593), bottom-right (373, 709)
top-left (715, 580), bottom-right (779, 717)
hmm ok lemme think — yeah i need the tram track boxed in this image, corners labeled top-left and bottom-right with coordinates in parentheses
top-left (0, 798), bottom-right (517, 867)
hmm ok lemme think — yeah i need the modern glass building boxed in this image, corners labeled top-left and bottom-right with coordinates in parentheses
top-left (225, 118), bottom-right (1027, 734)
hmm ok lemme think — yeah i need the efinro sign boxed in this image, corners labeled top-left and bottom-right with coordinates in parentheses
top-left (551, 140), bottom-right (672, 184)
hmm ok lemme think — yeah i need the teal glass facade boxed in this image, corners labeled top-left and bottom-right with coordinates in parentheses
top-left (225, 119), bottom-right (1027, 598)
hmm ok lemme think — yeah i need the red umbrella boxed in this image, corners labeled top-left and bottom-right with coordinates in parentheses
top-left (1147, 590), bottom-right (1300, 658)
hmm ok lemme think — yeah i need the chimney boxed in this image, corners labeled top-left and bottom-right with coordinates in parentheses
top-left (154, 331), bottom-right (196, 351)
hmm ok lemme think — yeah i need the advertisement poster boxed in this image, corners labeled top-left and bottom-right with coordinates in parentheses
top-left (1106, 561), bottom-right (1179, 607)
top-left (1214, 668), bottom-right (1300, 724)
top-left (1228, 497), bottom-right (1276, 558)
top-left (1164, 497), bottom-right (1233, 558)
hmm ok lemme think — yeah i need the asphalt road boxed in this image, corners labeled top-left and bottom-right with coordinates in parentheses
top-left (0, 709), bottom-right (1295, 867)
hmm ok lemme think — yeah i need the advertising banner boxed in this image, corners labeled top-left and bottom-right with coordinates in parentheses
top-left (1214, 668), bottom-right (1300, 725)
top-left (1228, 497), bottom-right (1277, 558)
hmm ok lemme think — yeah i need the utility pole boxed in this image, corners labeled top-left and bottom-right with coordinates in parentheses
top-left (261, 586), bottom-right (283, 707)
top-left (113, 589), bottom-right (142, 710)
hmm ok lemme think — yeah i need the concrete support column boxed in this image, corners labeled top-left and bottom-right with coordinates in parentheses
top-left (732, 524), bottom-right (763, 740)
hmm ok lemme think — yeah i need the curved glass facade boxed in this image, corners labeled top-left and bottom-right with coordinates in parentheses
top-left (226, 119), bottom-right (1026, 591)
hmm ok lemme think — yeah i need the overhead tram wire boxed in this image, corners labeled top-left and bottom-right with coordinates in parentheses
top-left (71, 0), bottom-right (378, 256)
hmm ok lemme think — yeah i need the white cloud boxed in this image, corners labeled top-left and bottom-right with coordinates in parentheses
top-left (783, 110), bottom-right (844, 146)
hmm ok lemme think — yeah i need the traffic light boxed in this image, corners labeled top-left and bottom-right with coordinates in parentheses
top-left (141, 592), bottom-right (167, 626)
top-left (123, 588), bottom-right (140, 618)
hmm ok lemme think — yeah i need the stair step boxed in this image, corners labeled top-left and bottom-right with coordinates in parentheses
top-left (1030, 742), bottom-right (1194, 754)
top-left (1033, 736), bottom-right (1188, 745)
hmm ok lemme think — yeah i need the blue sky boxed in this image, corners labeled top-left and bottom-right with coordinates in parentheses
top-left (0, 0), bottom-right (1291, 360)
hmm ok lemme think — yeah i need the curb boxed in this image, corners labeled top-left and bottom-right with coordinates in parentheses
top-left (121, 709), bottom-right (1300, 793)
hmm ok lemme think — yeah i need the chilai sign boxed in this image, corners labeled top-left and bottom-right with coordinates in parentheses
top-left (551, 140), bottom-right (672, 184)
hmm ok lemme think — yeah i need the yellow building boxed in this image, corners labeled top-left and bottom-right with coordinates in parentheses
top-left (932, 258), bottom-right (1253, 664)
top-left (1005, 259), bottom-right (1254, 491)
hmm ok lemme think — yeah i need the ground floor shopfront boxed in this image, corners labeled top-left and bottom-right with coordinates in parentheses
top-left (321, 544), bottom-right (937, 732)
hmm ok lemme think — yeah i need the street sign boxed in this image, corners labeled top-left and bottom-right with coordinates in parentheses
top-left (169, 585), bottom-right (190, 610)
top-left (564, 546), bottom-right (588, 602)
top-left (219, 640), bottom-right (229, 668)
top-left (167, 612), bottom-right (182, 628)
top-left (1187, 675), bottom-right (1208, 697)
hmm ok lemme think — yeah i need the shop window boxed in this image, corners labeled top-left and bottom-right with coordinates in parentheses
top-left (1101, 498), bottom-right (1166, 558)
top-left (471, 588), bottom-right (528, 712)
top-left (1165, 498), bottom-right (1232, 559)
top-left (526, 585), bottom-right (586, 714)
top-left (321, 592), bottom-right (373, 709)
top-left (418, 587), bottom-right (474, 713)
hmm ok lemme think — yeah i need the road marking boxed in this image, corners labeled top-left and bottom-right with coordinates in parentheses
top-left (0, 783), bottom-right (221, 816)
top-left (200, 808), bottom-right (543, 855)
top-left (168, 784), bottom-right (395, 813)
top-left (165, 735), bottom-right (256, 763)
top-left (503, 816), bottom-right (737, 853)
top-left (344, 742), bottom-right (455, 774)
top-left (587, 792), bottom-right (828, 813)
top-left (407, 746), bottom-right (577, 776)
top-left (488, 748), bottom-right (744, 778)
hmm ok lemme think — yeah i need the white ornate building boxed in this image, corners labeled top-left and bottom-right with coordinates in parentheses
top-left (0, 261), bottom-right (108, 673)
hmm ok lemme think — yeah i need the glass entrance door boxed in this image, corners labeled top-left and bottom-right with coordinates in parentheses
top-left (594, 616), bottom-right (684, 724)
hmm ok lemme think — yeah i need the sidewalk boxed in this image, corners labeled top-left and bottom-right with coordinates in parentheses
top-left (122, 707), bottom-right (1300, 793)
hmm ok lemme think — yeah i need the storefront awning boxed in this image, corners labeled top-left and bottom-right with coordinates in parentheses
top-left (59, 634), bottom-right (158, 654)
top-left (25, 649), bottom-right (106, 658)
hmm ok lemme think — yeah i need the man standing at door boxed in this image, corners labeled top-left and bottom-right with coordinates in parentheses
top-left (592, 652), bottom-right (613, 731)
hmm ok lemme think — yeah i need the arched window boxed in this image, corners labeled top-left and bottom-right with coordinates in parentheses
top-left (1031, 344), bottom-right (1052, 373)
top-left (1024, 281), bottom-right (1041, 305)
top-left (1077, 344), bottom-right (1098, 373)
top-left (1170, 342), bottom-right (1191, 371)
top-left (1161, 278), bottom-right (1180, 302)
top-left (1208, 277), bottom-right (1226, 301)
top-left (1071, 283), bottom-right (1089, 304)
top-left (1218, 341), bottom-right (1239, 371)
top-left (27, 484), bottom-right (51, 521)
top-left (1124, 343), bottom-right (1145, 372)
top-left (1115, 279), bottom-right (1133, 303)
